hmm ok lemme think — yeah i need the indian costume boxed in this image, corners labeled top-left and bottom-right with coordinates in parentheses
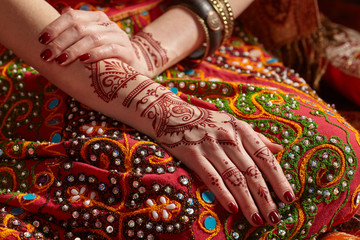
top-left (0, 0), bottom-right (360, 239)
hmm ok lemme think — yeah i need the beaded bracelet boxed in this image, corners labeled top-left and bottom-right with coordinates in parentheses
top-left (169, 0), bottom-right (223, 62)
top-left (217, 0), bottom-right (234, 44)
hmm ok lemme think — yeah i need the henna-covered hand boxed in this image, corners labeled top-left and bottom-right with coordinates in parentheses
top-left (87, 59), bottom-right (294, 226)
top-left (38, 8), bottom-right (167, 77)
top-left (130, 84), bottom-right (295, 226)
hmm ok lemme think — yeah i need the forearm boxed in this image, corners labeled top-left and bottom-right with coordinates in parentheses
top-left (0, 0), bottom-right (167, 138)
top-left (133, 0), bottom-right (254, 77)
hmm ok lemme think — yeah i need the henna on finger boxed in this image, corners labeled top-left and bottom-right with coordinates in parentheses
top-left (242, 165), bottom-right (261, 179)
top-left (253, 146), bottom-right (277, 170)
top-left (221, 167), bottom-right (246, 188)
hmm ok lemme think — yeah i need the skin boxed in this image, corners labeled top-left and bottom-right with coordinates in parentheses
top-left (0, 0), bottom-right (295, 226)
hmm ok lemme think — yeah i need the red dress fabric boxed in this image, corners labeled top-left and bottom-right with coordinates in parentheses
top-left (0, 1), bottom-right (360, 239)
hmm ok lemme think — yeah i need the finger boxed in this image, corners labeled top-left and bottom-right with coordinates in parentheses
top-left (61, 6), bottom-right (72, 14)
top-left (41, 21), bottom-right (120, 64)
top-left (242, 127), bottom-right (295, 205)
top-left (204, 147), bottom-right (265, 226)
top-left (77, 42), bottom-right (135, 65)
top-left (38, 10), bottom-right (109, 45)
top-left (257, 133), bottom-right (283, 154)
top-left (221, 143), bottom-right (280, 225)
top-left (182, 154), bottom-right (239, 215)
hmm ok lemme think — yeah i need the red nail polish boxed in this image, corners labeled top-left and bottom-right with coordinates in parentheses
top-left (284, 191), bottom-right (295, 203)
top-left (228, 202), bottom-right (238, 214)
top-left (79, 53), bottom-right (91, 61)
top-left (251, 212), bottom-right (264, 225)
top-left (56, 53), bottom-right (69, 64)
top-left (269, 210), bottom-right (280, 224)
top-left (39, 32), bottom-right (51, 44)
top-left (40, 49), bottom-right (52, 61)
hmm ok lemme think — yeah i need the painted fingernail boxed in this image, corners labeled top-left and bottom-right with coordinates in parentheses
top-left (40, 49), bottom-right (52, 61)
top-left (269, 210), bottom-right (280, 224)
top-left (284, 191), bottom-right (295, 203)
top-left (251, 212), bottom-right (264, 225)
top-left (39, 32), bottom-right (51, 44)
top-left (79, 53), bottom-right (91, 61)
top-left (228, 202), bottom-right (238, 214)
top-left (56, 53), bottom-right (69, 65)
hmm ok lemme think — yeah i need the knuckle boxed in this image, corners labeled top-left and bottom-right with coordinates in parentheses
top-left (66, 11), bottom-right (79, 21)
top-left (97, 11), bottom-right (108, 20)
top-left (90, 33), bottom-right (104, 45)
top-left (73, 23), bottom-right (86, 35)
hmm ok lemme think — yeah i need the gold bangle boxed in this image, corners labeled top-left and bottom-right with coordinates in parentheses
top-left (207, 0), bottom-right (234, 45)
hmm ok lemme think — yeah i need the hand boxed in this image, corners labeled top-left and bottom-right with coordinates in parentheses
top-left (136, 85), bottom-right (295, 226)
top-left (38, 8), bottom-right (151, 75)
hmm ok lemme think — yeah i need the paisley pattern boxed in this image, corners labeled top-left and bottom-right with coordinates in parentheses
top-left (0, 1), bottom-right (359, 239)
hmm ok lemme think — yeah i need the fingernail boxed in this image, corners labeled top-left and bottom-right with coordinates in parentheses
top-left (251, 212), bottom-right (264, 225)
top-left (228, 202), bottom-right (238, 214)
top-left (56, 53), bottom-right (69, 65)
top-left (40, 49), bottom-right (52, 61)
top-left (79, 53), bottom-right (91, 61)
top-left (284, 191), bottom-right (295, 203)
top-left (39, 32), bottom-right (51, 44)
top-left (269, 210), bottom-right (280, 224)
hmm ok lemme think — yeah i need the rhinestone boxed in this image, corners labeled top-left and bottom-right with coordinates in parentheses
top-left (64, 163), bottom-right (71, 170)
top-left (90, 155), bottom-right (97, 161)
top-left (128, 220), bottom-right (135, 228)
top-left (61, 205), bottom-right (69, 211)
top-left (146, 222), bottom-right (153, 229)
top-left (112, 150), bottom-right (119, 157)
top-left (284, 163), bottom-right (290, 169)
top-left (128, 230), bottom-right (134, 237)
top-left (112, 187), bottom-right (120, 194)
top-left (78, 174), bottom-right (86, 181)
top-left (176, 193), bottom-right (184, 200)
top-left (166, 225), bottom-right (174, 232)
top-left (115, 159), bottom-right (121, 165)
top-left (348, 157), bottom-right (354, 164)
top-left (33, 220), bottom-right (40, 228)
top-left (167, 166), bottom-right (175, 173)
top-left (333, 188), bottom-right (339, 195)
top-left (309, 205), bottom-right (315, 212)
top-left (95, 221), bottom-right (102, 228)
top-left (93, 144), bottom-right (100, 150)
top-left (348, 170), bottom-right (354, 176)
top-left (106, 226), bottom-right (114, 233)
top-left (324, 190), bottom-right (331, 197)
top-left (164, 186), bottom-right (171, 194)
top-left (308, 177), bottom-right (313, 183)
top-left (279, 229), bottom-right (286, 236)
top-left (327, 174), bottom-right (333, 181)
top-left (311, 161), bottom-right (317, 167)
top-left (88, 176), bottom-right (96, 183)
top-left (139, 187), bottom-right (146, 193)
top-left (345, 146), bottom-right (351, 153)
top-left (133, 181), bottom-right (139, 188)
top-left (186, 208), bottom-right (194, 215)
top-left (180, 177), bottom-right (189, 185)
top-left (153, 184), bottom-right (160, 191)
top-left (232, 232), bottom-right (240, 239)
top-left (316, 136), bottom-right (323, 141)
top-left (147, 234), bottom-right (154, 240)
top-left (134, 158), bottom-right (141, 164)
top-left (137, 218), bottom-right (143, 225)
top-left (83, 213), bottom-right (90, 220)
top-left (72, 211), bottom-right (79, 218)
top-left (156, 225), bottom-right (163, 232)
top-left (137, 230), bottom-right (144, 238)
top-left (98, 183), bottom-right (106, 191)
top-left (92, 209), bottom-right (99, 216)
top-left (181, 215), bottom-right (189, 223)
top-left (333, 161), bottom-right (339, 168)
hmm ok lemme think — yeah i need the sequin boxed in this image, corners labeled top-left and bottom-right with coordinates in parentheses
top-left (204, 216), bottom-right (216, 230)
top-left (202, 190), bottom-right (215, 203)
top-left (23, 194), bottom-right (37, 200)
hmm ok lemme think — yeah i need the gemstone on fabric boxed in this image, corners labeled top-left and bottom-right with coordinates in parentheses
top-left (204, 216), bottom-right (217, 231)
top-left (202, 190), bottom-right (215, 203)
top-left (48, 98), bottom-right (59, 109)
top-left (22, 194), bottom-right (37, 200)
top-left (51, 133), bottom-right (61, 143)
top-left (10, 208), bottom-right (24, 215)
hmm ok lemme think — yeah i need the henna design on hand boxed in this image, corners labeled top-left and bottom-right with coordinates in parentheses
top-left (242, 166), bottom-right (261, 179)
top-left (253, 146), bottom-right (277, 170)
top-left (132, 32), bottom-right (169, 72)
top-left (89, 60), bottom-right (139, 102)
top-left (221, 167), bottom-right (246, 188)
top-left (138, 86), bottom-right (213, 138)
top-left (258, 185), bottom-right (269, 203)
top-left (98, 22), bottom-right (111, 27)
top-left (122, 79), bottom-right (155, 108)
